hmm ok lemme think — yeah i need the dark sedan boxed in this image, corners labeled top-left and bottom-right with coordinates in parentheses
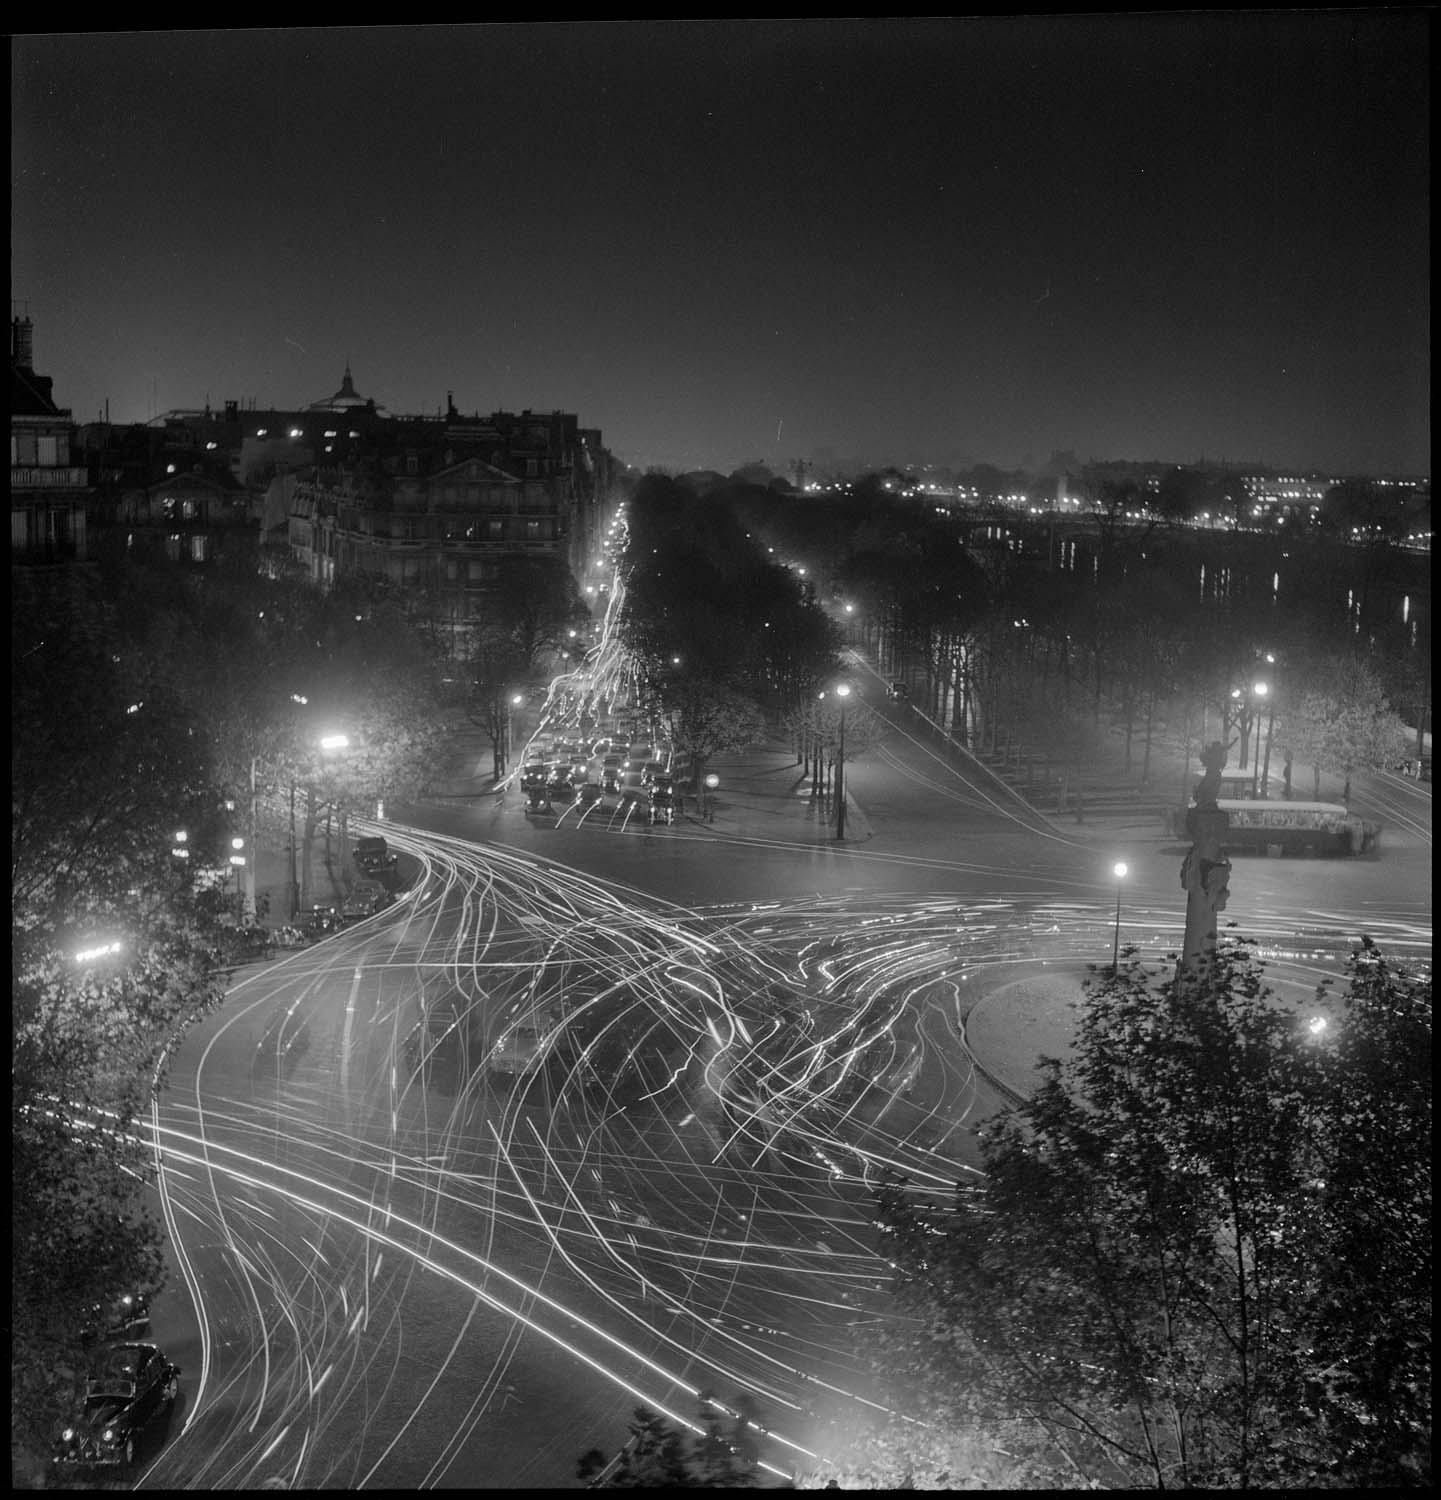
top-left (53, 1342), bottom-right (180, 1468)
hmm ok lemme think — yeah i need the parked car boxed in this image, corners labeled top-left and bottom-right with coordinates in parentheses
top-left (576, 781), bottom-right (605, 809)
top-left (546, 767), bottom-right (576, 802)
top-left (525, 785), bottom-right (553, 815)
top-left (342, 879), bottom-right (390, 921)
top-left (353, 836), bottom-right (396, 873)
top-left (520, 761), bottom-right (548, 791)
top-left (640, 759), bottom-right (669, 786)
top-left (302, 905), bottom-right (341, 937)
top-left (601, 756), bottom-right (625, 793)
top-left (650, 790), bottom-right (676, 826)
top-left (217, 925), bottom-right (273, 964)
top-left (53, 1342), bottom-right (180, 1469)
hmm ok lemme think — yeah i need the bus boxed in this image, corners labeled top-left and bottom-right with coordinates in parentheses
top-left (1168, 800), bottom-right (1381, 856)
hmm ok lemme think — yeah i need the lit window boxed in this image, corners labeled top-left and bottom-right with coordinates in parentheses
top-left (256, 428), bottom-right (268, 437)
top-left (289, 427), bottom-right (303, 438)
top-left (324, 430), bottom-right (337, 438)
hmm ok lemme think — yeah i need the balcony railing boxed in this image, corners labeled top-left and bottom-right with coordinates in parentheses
top-left (12, 465), bottom-right (90, 488)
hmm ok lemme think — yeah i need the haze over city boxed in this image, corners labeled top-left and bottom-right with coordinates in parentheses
top-left (11, 15), bottom-right (1431, 477)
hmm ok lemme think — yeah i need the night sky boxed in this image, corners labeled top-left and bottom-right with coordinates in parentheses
top-left (11, 17), bottom-right (1430, 476)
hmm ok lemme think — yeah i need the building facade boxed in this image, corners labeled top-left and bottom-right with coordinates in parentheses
top-left (11, 316), bottom-right (92, 562)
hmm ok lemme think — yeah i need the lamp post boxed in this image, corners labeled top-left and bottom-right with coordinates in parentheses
top-left (317, 732), bottom-right (350, 903)
top-left (229, 837), bottom-right (247, 924)
top-left (834, 682), bottom-right (851, 841)
top-left (287, 783), bottom-right (300, 921)
top-left (1249, 680), bottom-right (1269, 798)
top-left (702, 772), bottom-right (719, 822)
top-left (506, 692), bottom-right (524, 772)
top-left (1228, 687), bottom-right (1248, 769)
top-left (1111, 860), bottom-right (1128, 973)
top-left (1257, 654), bottom-right (1278, 799)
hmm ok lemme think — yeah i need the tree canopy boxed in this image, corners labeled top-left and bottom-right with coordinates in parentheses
top-left (870, 939), bottom-right (1430, 1489)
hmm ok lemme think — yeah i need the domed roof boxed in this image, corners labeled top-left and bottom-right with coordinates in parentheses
top-left (309, 362), bottom-right (373, 411)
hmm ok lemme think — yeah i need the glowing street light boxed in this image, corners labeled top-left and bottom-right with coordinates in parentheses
top-left (1249, 681), bottom-right (1270, 797)
top-left (833, 683), bottom-right (852, 841)
top-left (1111, 860), bottom-right (1129, 973)
top-left (506, 692), bottom-right (524, 768)
top-left (319, 732), bottom-right (350, 752)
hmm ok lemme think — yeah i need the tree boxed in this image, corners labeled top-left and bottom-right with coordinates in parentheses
top-left (487, 554), bottom-right (591, 671)
top-left (12, 568), bottom-right (228, 1484)
top-left (871, 939), bottom-right (1430, 1489)
top-left (1276, 654), bottom-right (1410, 800)
top-left (577, 1398), bottom-right (767, 1487)
top-left (659, 680), bottom-right (767, 792)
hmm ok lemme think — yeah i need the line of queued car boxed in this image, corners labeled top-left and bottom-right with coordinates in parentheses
top-left (520, 732), bottom-right (680, 826)
top-left (53, 1292), bottom-right (181, 1471)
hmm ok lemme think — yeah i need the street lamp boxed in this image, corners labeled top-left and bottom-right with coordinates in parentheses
top-left (1111, 860), bottom-right (1129, 973)
top-left (1249, 680), bottom-right (1270, 798)
top-left (1257, 653), bottom-right (1279, 799)
top-left (702, 772), bottom-right (719, 822)
top-left (834, 683), bottom-right (852, 841)
top-left (229, 836), bottom-right (247, 924)
top-left (506, 692), bottom-right (524, 770)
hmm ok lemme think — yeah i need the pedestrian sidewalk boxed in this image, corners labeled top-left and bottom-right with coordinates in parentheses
top-left (250, 842), bottom-right (349, 929)
top-left (679, 741), bottom-right (873, 843)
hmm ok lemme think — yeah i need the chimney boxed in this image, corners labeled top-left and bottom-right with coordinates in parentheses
top-left (12, 315), bottom-right (35, 368)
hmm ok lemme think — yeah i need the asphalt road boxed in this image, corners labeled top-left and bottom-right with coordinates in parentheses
top-left (137, 677), bottom-right (1430, 1489)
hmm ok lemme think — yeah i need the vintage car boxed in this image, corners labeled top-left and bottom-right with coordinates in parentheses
top-left (353, 836), bottom-right (398, 876)
top-left (53, 1342), bottom-right (180, 1468)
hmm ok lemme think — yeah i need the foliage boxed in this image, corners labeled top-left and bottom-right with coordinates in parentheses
top-left (577, 1398), bottom-right (768, 1488)
top-left (872, 939), bottom-right (1430, 1489)
top-left (11, 567), bottom-right (228, 1484)
top-left (621, 473), bottom-right (841, 707)
top-left (485, 553), bottom-right (592, 669)
top-left (1275, 653), bottom-right (1410, 798)
top-left (659, 680), bottom-right (768, 788)
top-left (791, 692), bottom-right (888, 764)
top-left (796, 1413), bottom-right (1080, 1489)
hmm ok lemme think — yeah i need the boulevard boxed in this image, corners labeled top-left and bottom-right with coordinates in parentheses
top-left (136, 683), bottom-right (1430, 1489)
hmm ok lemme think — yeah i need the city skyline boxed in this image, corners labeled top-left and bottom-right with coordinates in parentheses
top-left (12, 16), bottom-right (1431, 476)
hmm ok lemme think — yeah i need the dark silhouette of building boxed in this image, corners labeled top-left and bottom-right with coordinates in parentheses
top-left (11, 314), bottom-right (92, 563)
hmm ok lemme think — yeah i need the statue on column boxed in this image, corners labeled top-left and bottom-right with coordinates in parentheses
top-left (1177, 739), bottom-right (1233, 997)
